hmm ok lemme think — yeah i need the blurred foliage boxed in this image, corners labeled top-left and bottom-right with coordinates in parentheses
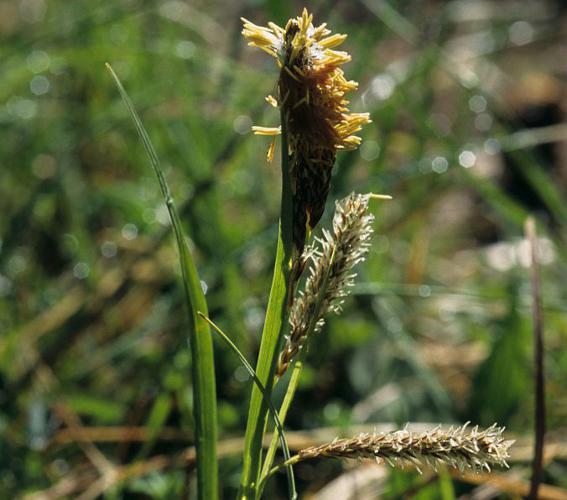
top-left (1, 0), bottom-right (567, 498)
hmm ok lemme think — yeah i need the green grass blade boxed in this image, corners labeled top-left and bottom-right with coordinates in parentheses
top-left (458, 168), bottom-right (529, 227)
top-left (198, 313), bottom-right (296, 500)
top-left (135, 393), bottom-right (172, 460)
top-left (106, 63), bottom-right (218, 500)
top-left (239, 111), bottom-right (294, 499)
top-left (509, 148), bottom-right (567, 227)
top-left (439, 468), bottom-right (456, 500)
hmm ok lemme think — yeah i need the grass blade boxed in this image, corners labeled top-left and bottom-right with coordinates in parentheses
top-left (239, 110), bottom-right (294, 499)
top-left (106, 63), bottom-right (218, 500)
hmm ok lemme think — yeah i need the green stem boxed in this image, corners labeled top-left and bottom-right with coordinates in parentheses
top-left (239, 111), bottom-right (294, 499)
top-left (259, 455), bottom-right (301, 493)
top-left (198, 313), bottom-right (296, 499)
top-left (259, 246), bottom-right (337, 491)
top-left (258, 360), bottom-right (303, 489)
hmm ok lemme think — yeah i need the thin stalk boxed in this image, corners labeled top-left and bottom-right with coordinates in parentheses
top-left (258, 361), bottom-right (302, 492)
top-left (106, 64), bottom-right (218, 500)
top-left (260, 456), bottom-right (300, 491)
top-left (197, 313), bottom-right (296, 499)
top-left (525, 217), bottom-right (546, 500)
top-left (239, 109), bottom-right (294, 499)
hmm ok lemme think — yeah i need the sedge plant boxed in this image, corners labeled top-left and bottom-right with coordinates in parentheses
top-left (108, 8), bottom-right (512, 500)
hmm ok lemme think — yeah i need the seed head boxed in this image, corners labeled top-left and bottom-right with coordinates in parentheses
top-left (295, 423), bottom-right (513, 473)
top-left (277, 193), bottom-right (374, 376)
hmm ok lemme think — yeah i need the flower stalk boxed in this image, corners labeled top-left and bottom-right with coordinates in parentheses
top-left (240, 10), bottom-right (372, 497)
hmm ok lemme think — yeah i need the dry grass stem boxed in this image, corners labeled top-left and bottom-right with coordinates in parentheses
top-left (277, 193), bottom-right (374, 376)
top-left (525, 217), bottom-right (546, 499)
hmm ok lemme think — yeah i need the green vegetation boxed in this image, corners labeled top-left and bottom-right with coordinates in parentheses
top-left (1, 1), bottom-right (566, 498)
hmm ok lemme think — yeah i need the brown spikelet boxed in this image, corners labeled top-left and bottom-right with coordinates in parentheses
top-left (242, 9), bottom-right (371, 280)
top-left (295, 424), bottom-right (514, 473)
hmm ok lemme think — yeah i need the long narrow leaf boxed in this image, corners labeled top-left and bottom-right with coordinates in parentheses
top-left (106, 63), bottom-right (218, 500)
top-left (239, 111), bottom-right (294, 499)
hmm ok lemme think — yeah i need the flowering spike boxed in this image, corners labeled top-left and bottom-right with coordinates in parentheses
top-left (277, 193), bottom-right (374, 376)
top-left (295, 424), bottom-right (514, 473)
top-left (242, 10), bottom-right (371, 277)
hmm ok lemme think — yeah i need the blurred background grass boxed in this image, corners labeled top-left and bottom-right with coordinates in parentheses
top-left (1, 0), bottom-right (567, 498)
